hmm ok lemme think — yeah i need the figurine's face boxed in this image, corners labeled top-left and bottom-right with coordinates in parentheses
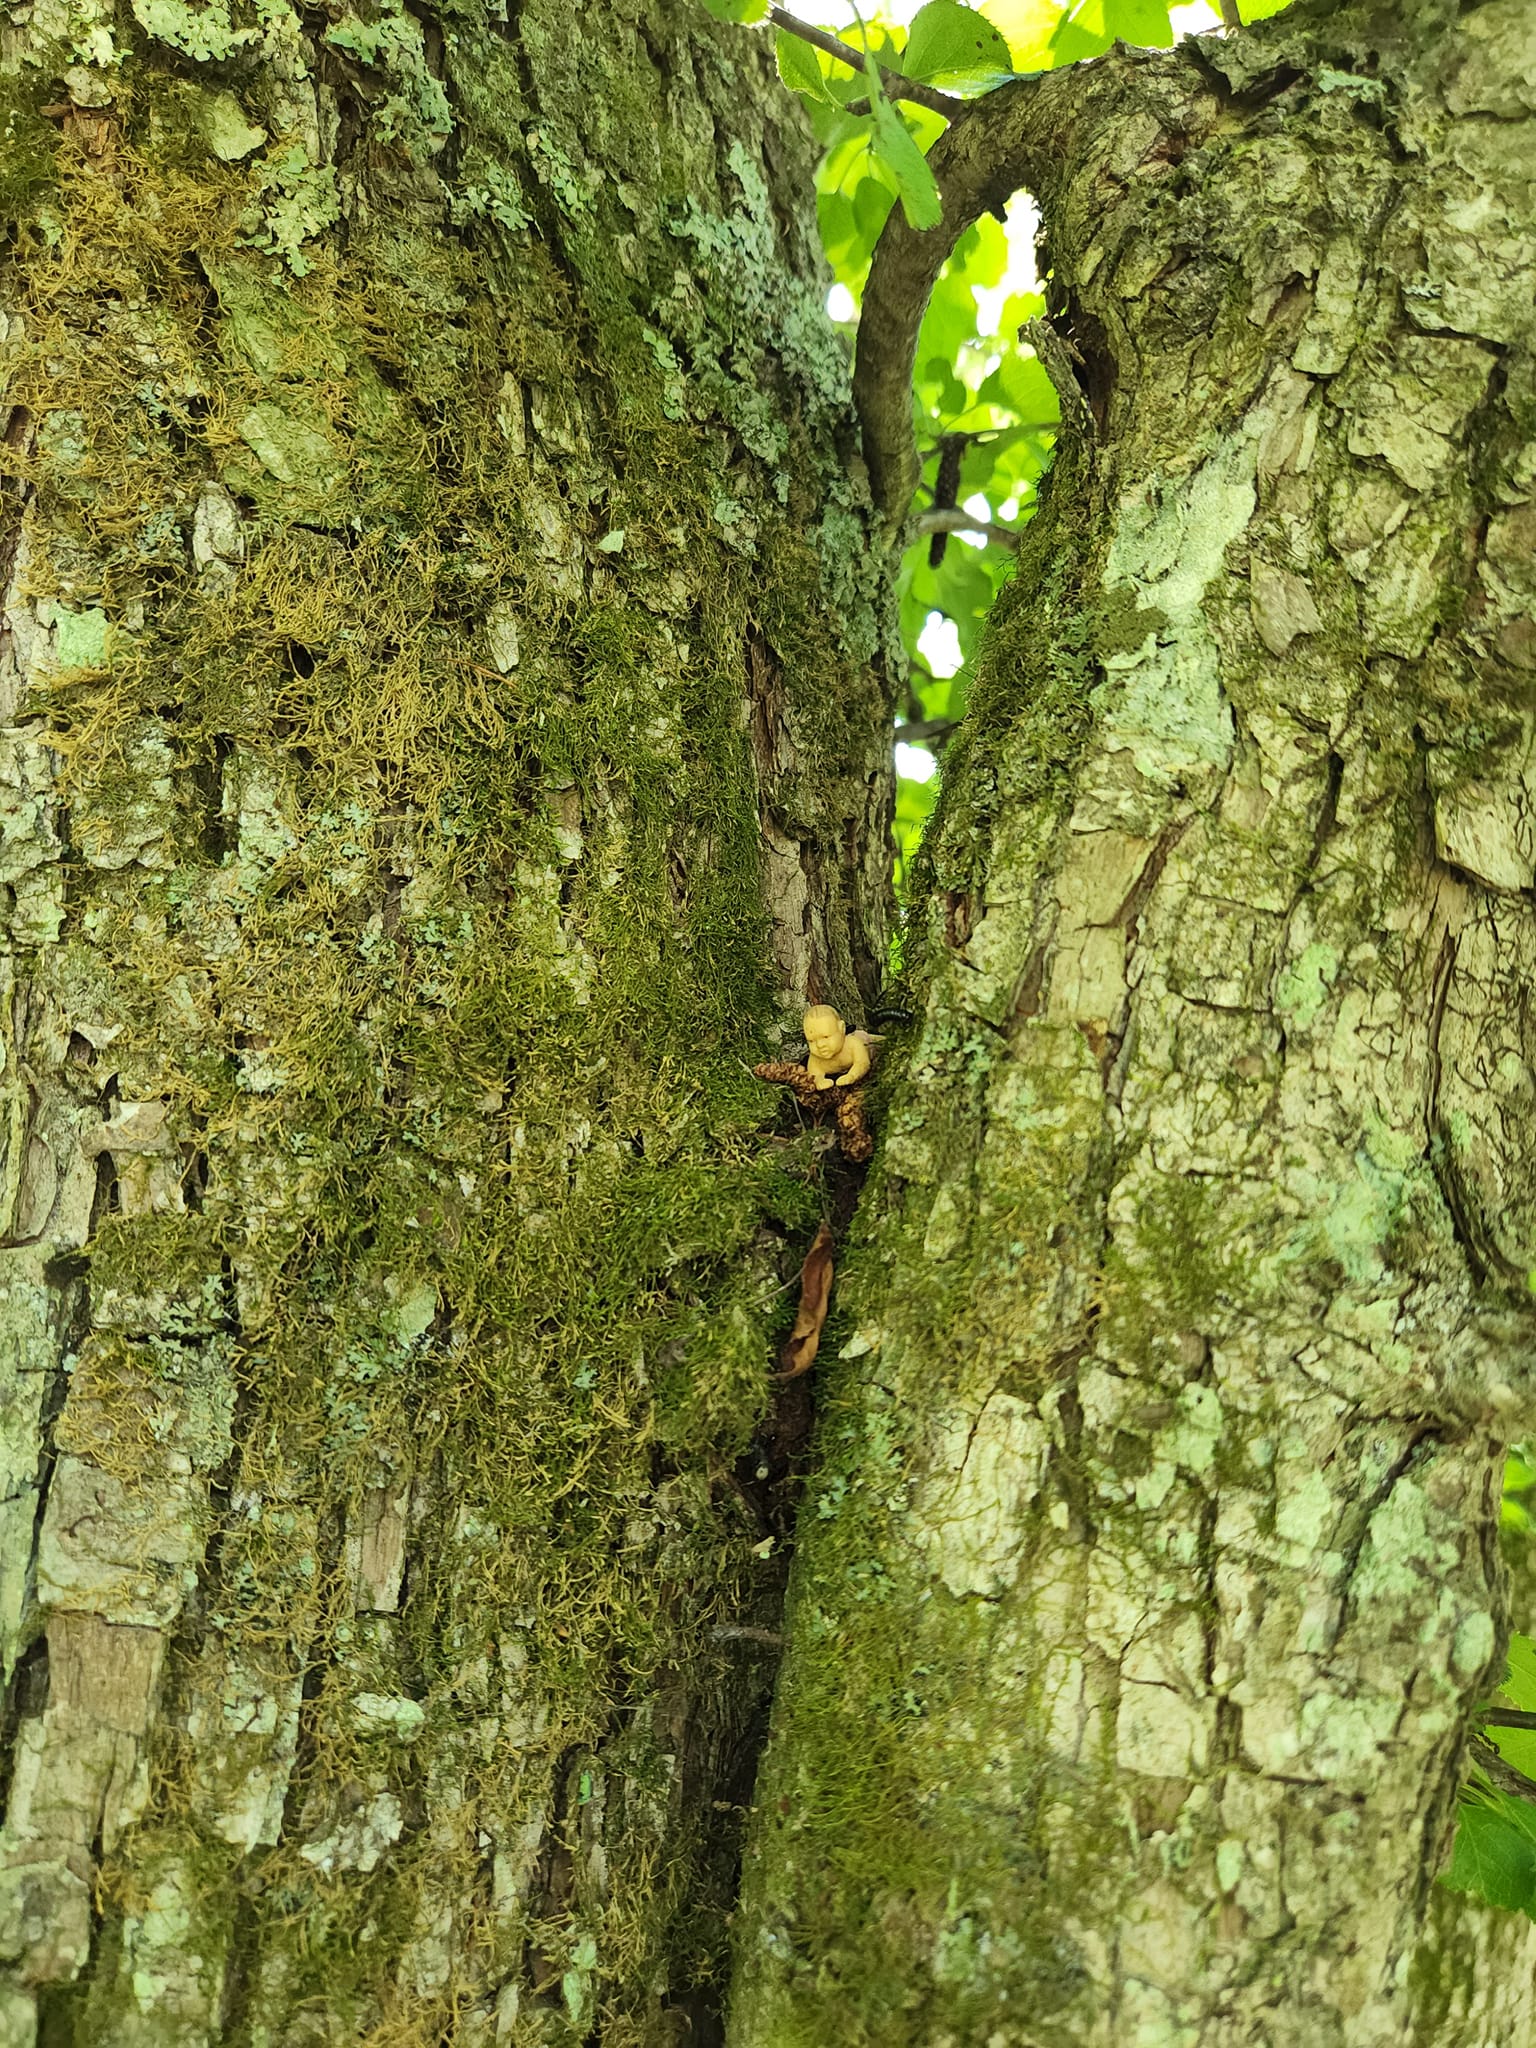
top-left (806, 1022), bottom-right (845, 1057)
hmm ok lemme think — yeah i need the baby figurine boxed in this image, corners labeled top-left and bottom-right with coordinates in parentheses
top-left (803, 1006), bottom-right (873, 1091)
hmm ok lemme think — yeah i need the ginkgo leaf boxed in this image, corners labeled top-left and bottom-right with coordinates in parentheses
top-left (699, 0), bottom-right (768, 20)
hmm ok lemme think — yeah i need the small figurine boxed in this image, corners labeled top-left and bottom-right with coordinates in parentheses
top-left (803, 1006), bottom-right (873, 1091)
top-left (752, 1006), bottom-right (877, 1161)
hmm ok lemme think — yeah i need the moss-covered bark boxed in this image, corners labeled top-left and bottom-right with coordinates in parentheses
top-left (0, 1), bottom-right (892, 2040)
top-left (733, 4), bottom-right (1536, 2042)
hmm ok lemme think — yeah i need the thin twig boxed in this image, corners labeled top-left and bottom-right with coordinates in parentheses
top-left (767, 5), bottom-right (965, 119)
top-left (916, 507), bottom-right (1019, 549)
top-left (1481, 1708), bottom-right (1536, 1729)
top-left (895, 716), bottom-right (961, 746)
top-left (1218, 0), bottom-right (1243, 26)
top-left (1471, 1734), bottom-right (1536, 1805)
top-left (922, 422), bottom-right (1056, 447)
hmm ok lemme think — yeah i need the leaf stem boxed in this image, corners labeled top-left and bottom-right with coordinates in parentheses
top-left (767, 5), bottom-right (965, 119)
top-left (895, 715), bottom-right (962, 745)
top-left (916, 507), bottom-right (1020, 549)
top-left (1470, 1733), bottom-right (1536, 1806)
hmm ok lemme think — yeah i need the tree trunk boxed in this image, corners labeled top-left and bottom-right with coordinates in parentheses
top-left (0, 2), bottom-right (890, 2039)
top-left (732, 3), bottom-right (1536, 2042)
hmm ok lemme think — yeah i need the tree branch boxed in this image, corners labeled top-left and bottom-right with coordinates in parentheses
top-left (1471, 1734), bottom-right (1536, 1806)
top-left (895, 716), bottom-right (961, 746)
top-left (916, 507), bottom-right (1019, 549)
top-left (853, 67), bottom-right (1079, 531)
top-left (767, 6), bottom-right (964, 119)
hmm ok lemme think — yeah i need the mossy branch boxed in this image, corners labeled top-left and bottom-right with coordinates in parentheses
top-left (852, 67), bottom-right (1079, 533)
top-left (917, 507), bottom-right (1020, 549)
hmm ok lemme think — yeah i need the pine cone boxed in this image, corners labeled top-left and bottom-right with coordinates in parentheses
top-left (752, 1063), bottom-right (873, 1161)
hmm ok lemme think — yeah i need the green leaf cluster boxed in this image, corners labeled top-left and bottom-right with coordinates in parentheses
top-left (773, 17), bottom-right (953, 229)
top-left (1446, 1783), bottom-right (1536, 1919)
top-left (1503, 1447), bottom-right (1536, 1535)
top-left (983, 0), bottom-right (1172, 65)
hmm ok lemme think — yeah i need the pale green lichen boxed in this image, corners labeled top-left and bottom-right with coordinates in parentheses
top-left (196, 88), bottom-right (266, 162)
top-left (24, 0), bottom-right (120, 66)
top-left (1097, 434), bottom-right (1258, 792)
top-left (234, 399), bottom-right (345, 499)
top-left (448, 155), bottom-right (533, 235)
top-left (49, 604), bottom-right (111, 672)
top-left (1274, 940), bottom-right (1340, 1030)
top-left (239, 148), bottom-right (343, 276)
top-left (130, 0), bottom-right (256, 63)
top-left (324, 1), bottom-right (452, 157)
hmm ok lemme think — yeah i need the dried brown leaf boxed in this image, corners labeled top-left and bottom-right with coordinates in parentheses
top-left (778, 1220), bottom-right (834, 1380)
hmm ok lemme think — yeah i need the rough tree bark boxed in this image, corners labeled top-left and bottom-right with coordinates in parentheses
top-left (4, 0), bottom-right (1535, 2038)
top-left (733, 3), bottom-right (1536, 2044)
top-left (0, 1), bottom-right (892, 2040)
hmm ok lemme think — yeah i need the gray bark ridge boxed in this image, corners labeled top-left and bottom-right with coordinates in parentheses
top-left (734, 4), bottom-right (1536, 2043)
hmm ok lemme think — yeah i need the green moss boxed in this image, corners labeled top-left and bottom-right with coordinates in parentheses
top-left (730, 1325), bottom-right (1116, 2048)
top-left (0, 83), bottom-right (61, 223)
top-left (1101, 1172), bottom-right (1261, 1346)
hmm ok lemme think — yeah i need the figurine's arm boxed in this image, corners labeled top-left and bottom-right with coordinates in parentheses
top-left (835, 1033), bottom-right (872, 1087)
